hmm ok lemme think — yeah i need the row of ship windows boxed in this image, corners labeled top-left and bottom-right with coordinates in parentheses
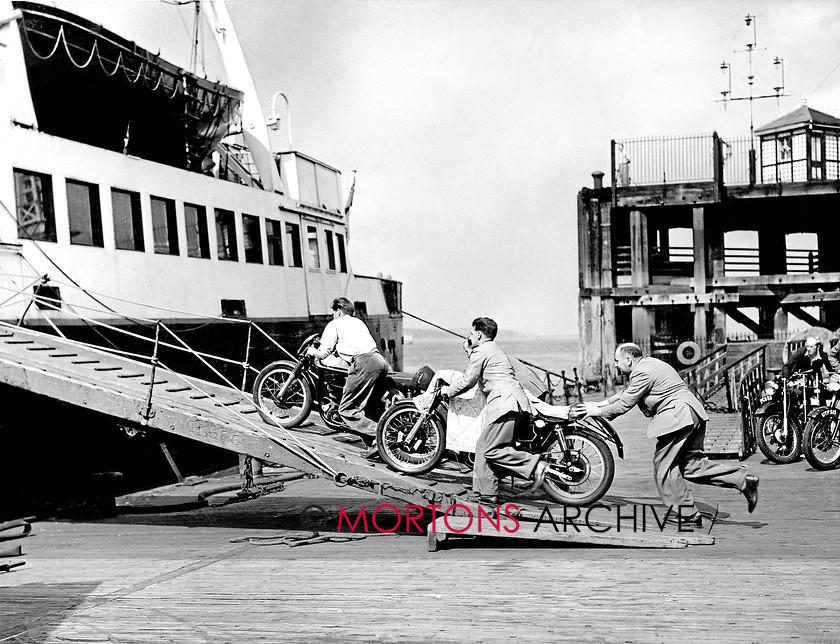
top-left (12, 169), bottom-right (348, 272)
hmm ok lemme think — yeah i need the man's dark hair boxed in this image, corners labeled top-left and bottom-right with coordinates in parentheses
top-left (331, 297), bottom-right (354, 315)
top-left (617, 343), bottom-right (643, 359)
top-left (472, 317), bottom-right (498, 340)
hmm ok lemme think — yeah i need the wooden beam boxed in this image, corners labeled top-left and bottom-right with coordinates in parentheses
top-left (712, 272), bottom-right (840, 288)
top-left (784, 305), bottom-right (823, 328)
top-left (727, 179), bottom-right (840, 200)
top-left (630, 210), bottom-right (649, 288)
top-left (616, 181), bottom-right (719, 208)
top-left (780, 291), bottom-right (840, 305)
top-left (692, 207), bottom-right (707, 293)
top-left (635, 292), bottom-right (740, 307)
top-left (723, 307), bottom-right (763, 335)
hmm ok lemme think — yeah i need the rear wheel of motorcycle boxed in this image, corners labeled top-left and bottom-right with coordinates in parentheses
top-left (251, 361), bottom-right (313, 429)
top-left (376, 401), bottom-right (445, 475)
top-left (756, 413), bottom-right (802, 464)
top-left (541, 431), bottom-right (615, 507)
top-left (802, 411), bottom-right (840, 470)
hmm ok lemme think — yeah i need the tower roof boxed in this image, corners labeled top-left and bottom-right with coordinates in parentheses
top-left (756, 105), bottom-right (840, 135)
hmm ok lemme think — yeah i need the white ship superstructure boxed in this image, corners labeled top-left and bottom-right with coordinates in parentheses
top-left (0, 1), bottom-right (403, 369)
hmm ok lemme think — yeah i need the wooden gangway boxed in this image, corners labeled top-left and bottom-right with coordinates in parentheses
top-left (0, 322), bottom-right (713, 548)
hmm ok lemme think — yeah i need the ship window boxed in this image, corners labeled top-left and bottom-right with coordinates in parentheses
top-left (285, 222), bottom-right (302, 267)
top-left (34, 284), bottom-right (61, 311)
top-left (336, 233), bottom-right (347, 273)
top-left (296, 157), bottom-right (319, 206)
top-left (325, 229), bottom-right (336, 270)
top-left (112, 189), bottom-right (144, 251)
top-left (221, 299), bottom-right (246, 318)
top-left (307, 225), bottom-right (321, 269)
top-left (316, 165), bottom-right (340, 212)
top-left (14, 169), bottom-right (56, 243)
top-left (67, 180), bottom-right (103, 247)
top-left (215, 208), bottom-right (238, 261)
top-left (266, 219), bottom-right (284, 266)
top-left (151, 196), bottom-right (179, 255)
top-left (185, 203), bottom-right (210, 259)
top-left (242, 214), bottom-right (263, 264)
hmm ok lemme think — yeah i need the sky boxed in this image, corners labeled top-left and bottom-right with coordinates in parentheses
top-left (49, 0), bottom-right (840, 335)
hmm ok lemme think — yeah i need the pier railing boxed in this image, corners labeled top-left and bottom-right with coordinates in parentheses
top-left (611, 132), bottom-right (767, 189)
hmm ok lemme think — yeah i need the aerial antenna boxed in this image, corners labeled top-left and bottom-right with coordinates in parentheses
top-left (716, 13), bottom-right (788, 182)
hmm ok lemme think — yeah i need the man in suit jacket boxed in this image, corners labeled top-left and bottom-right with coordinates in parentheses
top-left (583, 343), bottom-right (759, 526)
top-left (443, 317), bottom-right (548, 503)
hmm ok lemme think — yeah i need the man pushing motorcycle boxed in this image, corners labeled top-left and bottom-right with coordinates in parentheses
top-left (441, 317), bottom-right (549, 504)
top-left (582, 343), bottom-right (759, 527)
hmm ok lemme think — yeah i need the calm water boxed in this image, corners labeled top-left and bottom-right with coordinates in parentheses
top-left (402, 335), bottom-right (580, 376)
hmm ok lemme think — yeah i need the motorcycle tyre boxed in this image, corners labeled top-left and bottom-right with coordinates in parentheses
top-left (802, 411), bottom-right (840, 470)
top-left (756, 413), bottom-right (802, 464)
top-left (376, 401), bottom-right (446, 475)
top-left (251, 361), bottom-right (314, 429)
top-left (541, 431), bottom-right (615, 507)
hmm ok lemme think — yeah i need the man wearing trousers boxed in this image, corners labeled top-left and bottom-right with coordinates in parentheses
top-left (584, 343), bottom-right (759, 527)
top-left (442, 317), bottom-right (548, 504)
top-left (307, 298), bottom-right (388, 442)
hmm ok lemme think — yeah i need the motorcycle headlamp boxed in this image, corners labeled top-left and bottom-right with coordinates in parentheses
top-left (827, 377), bottom-right (840, 392)
top-left (763, 381), bottom-right (778, 395)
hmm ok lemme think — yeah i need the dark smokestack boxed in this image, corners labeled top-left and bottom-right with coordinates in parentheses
top-left (592, 171), bottom-right (605, 190)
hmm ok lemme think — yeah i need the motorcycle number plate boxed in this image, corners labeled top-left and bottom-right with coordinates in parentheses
top-left (759, 395), bottom-right (771, 404)
top-left (824, 408), bottom-right (840, 418)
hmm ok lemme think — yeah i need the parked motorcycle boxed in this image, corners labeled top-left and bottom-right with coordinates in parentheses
top-left (251, 334), bottom-right (426, 431)
top-left (802, 373), bottom-right (840, 470)
top-left (754, 371), bottom-right (822, 464)
top-left (375, 382), bottom-right (623, 506)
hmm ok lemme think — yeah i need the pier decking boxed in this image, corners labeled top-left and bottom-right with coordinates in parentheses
top-left (1, 408), bottom-right (837, 642)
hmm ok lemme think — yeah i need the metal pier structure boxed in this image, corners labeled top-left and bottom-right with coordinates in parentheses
top-left (0, 322), bottom-right (712, 549)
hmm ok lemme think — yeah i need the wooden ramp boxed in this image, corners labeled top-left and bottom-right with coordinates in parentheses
top-left (0, 322), bottom-right (713, 549)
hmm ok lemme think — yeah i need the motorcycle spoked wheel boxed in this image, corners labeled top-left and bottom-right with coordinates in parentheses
top-left (376, 400), bottom-right (445, 475)
top-left (251, 361), bottom-right (314, 429)
top-left (540, 431), bottom-right (615, 506)
top-left (802, 411), bottom-right (840, 470)
top-left (756, 413), bottom-right (802, 464)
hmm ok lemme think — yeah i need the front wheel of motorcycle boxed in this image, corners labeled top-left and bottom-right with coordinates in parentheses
top-left (541, 431), bottom-right (615, 507)
top-left (251, 360), bottom-right (314, 429)
top-left (376, 400), bottom-right (445, 475)
top-left (802, 410), bottom-right (840, 470)
top-left (756, 413), bottom-right (802, 464)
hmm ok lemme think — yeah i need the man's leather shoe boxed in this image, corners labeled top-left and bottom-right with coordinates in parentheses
top-left (664, 512), bottom-right (702, 529)
top-left (532, 461), bottom-right (549, 489)
top-left (742, 474), bottom-right (759, 513)
top-left (460, 491), bottom-right (498, 505)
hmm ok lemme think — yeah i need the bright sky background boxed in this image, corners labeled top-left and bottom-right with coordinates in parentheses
top-left (55, 0), bottom-right (840, 335)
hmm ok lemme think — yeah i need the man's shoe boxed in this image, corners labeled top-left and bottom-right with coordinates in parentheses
top-left (664, 512), bottom-right (703, 529)
top-left (531, 461), bottom-right (549, 490)
top-left (460, 491), bottom-right (498, 505)
top-left (742, 474), bottom-right (759, 513)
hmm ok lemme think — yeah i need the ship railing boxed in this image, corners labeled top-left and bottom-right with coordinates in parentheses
top-left (0, 275), bottom-right (342, 479)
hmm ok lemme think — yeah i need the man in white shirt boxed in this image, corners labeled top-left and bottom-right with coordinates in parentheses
top-left (306, 297), bottom-right (389, 441)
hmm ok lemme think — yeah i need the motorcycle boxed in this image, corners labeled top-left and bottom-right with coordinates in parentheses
top-left (754, 371), bottom-right (822, 464)
top-left (802, 372), bottom-right (840, 470)
top-left (251, 334), bottom-right (429, 432)
top-left (374, 379), bottom-right (623, 506)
